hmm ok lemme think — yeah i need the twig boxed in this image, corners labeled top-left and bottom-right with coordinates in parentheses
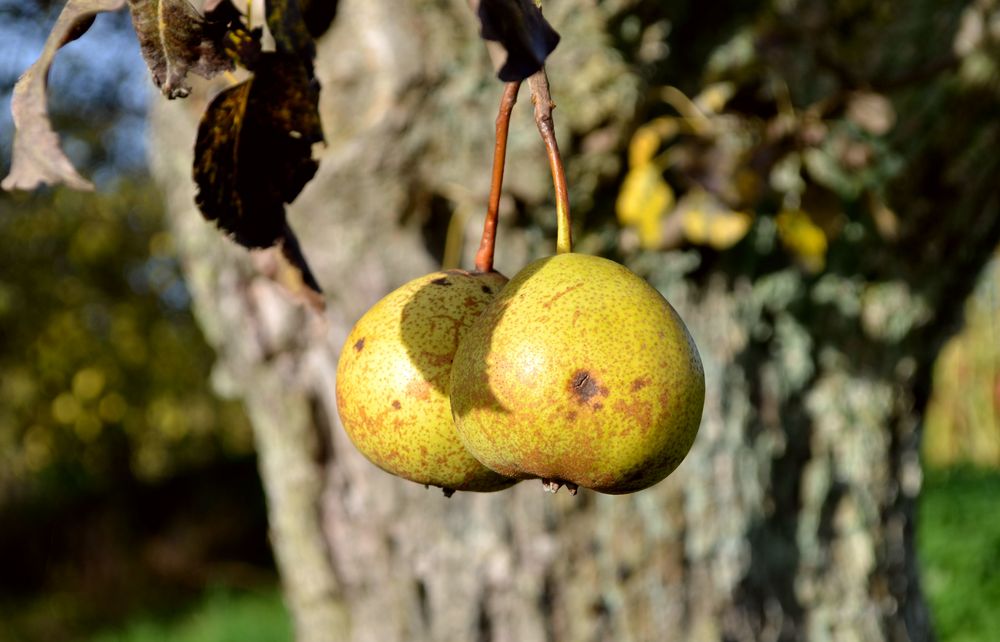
top-left (528, 68), bottom-right (572, 254)
top-left (475, 81), bottom-right (521, 273)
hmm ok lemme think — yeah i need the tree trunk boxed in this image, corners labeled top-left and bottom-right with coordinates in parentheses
top-left (149, 1), bottom-right (1000, 640)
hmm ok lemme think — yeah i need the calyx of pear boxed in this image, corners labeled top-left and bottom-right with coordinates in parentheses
top-left (449, 252), bottom-right (705, 494)
top-left (336, 269), bottom-right (516, 494)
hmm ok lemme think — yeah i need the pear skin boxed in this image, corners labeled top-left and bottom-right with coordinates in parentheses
top-left (449, 254), bottom-right (705, 494)
top-left (336, 269), bottom-right (516, 494)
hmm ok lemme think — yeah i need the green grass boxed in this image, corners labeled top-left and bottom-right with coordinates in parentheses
top-left (919, 467), bottom-right (1000, 642)
top-left (88, 588), bottom-right (292, 642)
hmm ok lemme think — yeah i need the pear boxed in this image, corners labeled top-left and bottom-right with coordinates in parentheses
top-left (336, 269), bottom-right (517, 494)
top-left (449, 253), bottom-right (704, 494)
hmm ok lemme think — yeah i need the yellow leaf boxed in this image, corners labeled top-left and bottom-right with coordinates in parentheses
top-left (694, 82), bottom-right (736, 114)
top-left (628, 125), bottom-right (663, 168)
top-left (616, 164), bottom-right (674, 246)
top-left (708, 211), bottom-right (753, 250)
top-left (678, 189), bottom-right (753, 250)
top-left (637, 214), bottom-right (664, 249)
top-left (682, 208), bottom-right (709, 245)
top-left (776, 209), bottom-right (827, 272)
top-left (627, 118), bottom-right (682, 168)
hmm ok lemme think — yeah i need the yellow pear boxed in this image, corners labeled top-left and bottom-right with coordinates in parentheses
top-left (336, 269), bottom-right (516, 494)
top-left (449, 253), bottom-right (704, 494)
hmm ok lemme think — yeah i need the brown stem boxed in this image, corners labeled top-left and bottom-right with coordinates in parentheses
top-left (528, 68), bottom-right (572, 254)
top-left (474, 81), bottom-right (521, 274)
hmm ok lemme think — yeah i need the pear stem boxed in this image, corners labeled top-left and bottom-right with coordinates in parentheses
top-left (475, 81), bottom-right (521, 274)
top-left (528, 68), bottom-right (572, 255)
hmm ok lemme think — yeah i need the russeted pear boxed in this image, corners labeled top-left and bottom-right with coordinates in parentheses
top-left (449, 253), bottom-right (704, 494)
top-left (336, 269), bottom-right (517, 494)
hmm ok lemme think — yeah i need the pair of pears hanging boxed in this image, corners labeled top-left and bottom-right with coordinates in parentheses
top-left (335, 75), bottom-right (703, 496)
top-left (335, 250), bottom-right (705, 496)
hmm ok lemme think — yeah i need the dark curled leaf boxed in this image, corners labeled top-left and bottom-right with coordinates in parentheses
top-left (222, 25), bottom-right (265, 71)
top-left (266, 0), bottom-right (315, 62)
top-left (279, 224), bottom-right (324, 303)
top-left (127, 0), bottom-right (236, 99)
top-left (203, 0), bottom-right (246, 44)
top-left (2, 0), bottom-right (126, 192)
top-left (302, 0), bottom-right (339, 39)
top-left (477, 0), bottom-right (560, 82)
top-left (203, 0), bottom-right (241, 22)
top-left (193, 53), bottom-right (324, 291)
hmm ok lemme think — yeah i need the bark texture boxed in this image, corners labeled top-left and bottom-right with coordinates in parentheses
top-left (149, 1), bottom-right (999, 640)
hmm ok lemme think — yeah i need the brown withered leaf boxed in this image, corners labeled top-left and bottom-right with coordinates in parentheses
top-left (193, 53), bottom-right (324, 293)
top-left (477, 0), bottom-right (560, 82)
top-left (301, 0), bottom-right (339, 39)
top-left (203, 0), bottom-right (244, 28)
top-left (2, 0), bottom-right (126, 192)
top-left (266, 0), bottom-right (315, 62)
top-left (127, 0), bottom-right (236, 99)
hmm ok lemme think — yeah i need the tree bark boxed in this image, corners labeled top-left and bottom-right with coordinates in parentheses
top-left (149, 1), bottom-right (999, 640)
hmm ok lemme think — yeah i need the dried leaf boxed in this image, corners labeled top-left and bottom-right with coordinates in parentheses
top-left (203, 0), bottom-right (244, 27)
top-left (206, 0), bottom-right (335, 41)
top-left (127, 0), bottom-right (236, 99)
top-left (2, 0), bottom-right (126, 192)
top-left (266, 0), bottom-right (315, 61)
top-left (193, 53), bottom-right (324, 292)
top-left (279, 228), bottom-right (325, 309)
top-left (301, 0), bottom-right (339, 39)
top-left (477, 0), bottom-right (560, 82)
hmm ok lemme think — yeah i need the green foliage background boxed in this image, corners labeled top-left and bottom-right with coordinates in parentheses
top-left (0, 184), bottom-right (252, 499)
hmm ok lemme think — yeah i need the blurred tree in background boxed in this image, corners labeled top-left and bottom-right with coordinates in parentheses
top-left (144, 0), bottom-right (1000, 641)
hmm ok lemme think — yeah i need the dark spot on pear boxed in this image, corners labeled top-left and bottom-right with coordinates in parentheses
top-left (481, 285), bottom-right (493, 294)
top-left (569, 370), bottom-right (599, 403)
top-left (353, 338), bottom-right (365, 352)
top-left (392, 400), bottom-right (402, 410)
top-left (432, 277), bottom-right (451, 286)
